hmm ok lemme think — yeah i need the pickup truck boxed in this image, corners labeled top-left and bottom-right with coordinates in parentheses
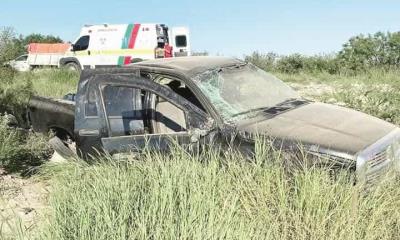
top-left (27, 56), bottom-right (400, 183)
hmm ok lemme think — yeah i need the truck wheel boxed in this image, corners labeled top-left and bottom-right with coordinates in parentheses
top-left (65, 62), bottom-right (81, 73)
top-left (49, 136), bottom-right (76, 159)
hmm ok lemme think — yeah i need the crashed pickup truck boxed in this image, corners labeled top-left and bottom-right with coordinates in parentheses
top-left (27, 56), bottom-right (400, 183)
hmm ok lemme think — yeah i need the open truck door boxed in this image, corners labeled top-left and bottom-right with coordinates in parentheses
top-left (170, 27), bottom-right (191, 57)
top-left (75, 70), bottom-right (210, 158)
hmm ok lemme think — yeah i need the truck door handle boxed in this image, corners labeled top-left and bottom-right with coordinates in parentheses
top-left (79, 129), bottom-right (99, 136)
top-left (88, 50), bottom-right (91, 55)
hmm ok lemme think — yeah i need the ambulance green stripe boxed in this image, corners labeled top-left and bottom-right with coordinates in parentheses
top-left (118, 24), bottom-right (134, 65)
top-left (122, 24), bottom-right (134, 49)
top-left (118, 56), bottom-right (125, 66)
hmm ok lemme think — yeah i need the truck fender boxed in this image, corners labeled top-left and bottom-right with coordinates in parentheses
top-left (59, 57), bottom-right (82, 69)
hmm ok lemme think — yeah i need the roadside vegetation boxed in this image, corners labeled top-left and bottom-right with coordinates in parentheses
top-left (34, 147), bottom-right (399, 240)
top-left (1, 27), bottom-right (400, 239)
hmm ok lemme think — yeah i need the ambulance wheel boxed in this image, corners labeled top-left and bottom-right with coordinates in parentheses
top-left (65, 62), bottom-right (81, 73)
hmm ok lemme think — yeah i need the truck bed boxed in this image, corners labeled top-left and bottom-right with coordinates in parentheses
top-left (28, 54), bottom-right (66, 67)
top-left (28, 95), bottom-right (75, 139)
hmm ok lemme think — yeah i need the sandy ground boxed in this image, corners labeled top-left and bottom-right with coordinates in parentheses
top-left (0, 169), bottom-right (49, 238)
top-left (288, 82), bottom-right (334, 100)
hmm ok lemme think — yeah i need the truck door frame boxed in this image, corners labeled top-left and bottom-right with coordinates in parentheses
top-left (94, 74), bottom-right (212, 154)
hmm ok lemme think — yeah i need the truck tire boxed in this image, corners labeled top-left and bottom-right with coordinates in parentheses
top-left (49, 136), bottom-right (76, 159)
top-left (65, 62), bottom-right (81, 73)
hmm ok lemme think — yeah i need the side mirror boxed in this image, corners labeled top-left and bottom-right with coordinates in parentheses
top-left (71, 44), bottom-right (78, 52)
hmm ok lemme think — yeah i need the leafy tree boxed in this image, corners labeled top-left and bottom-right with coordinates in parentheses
top-left (0, 26), bottom-right (64, 62)
top-left (338, 31), bottom-right (400, 71)
top-left (0, 27), bottom-right (20, 63)
top-left (13, 33), bottom-right (64, 57)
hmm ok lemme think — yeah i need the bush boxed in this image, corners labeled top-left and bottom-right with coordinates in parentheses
top-left (247, 31), bottom-right (400, 75)
top-left (0, 114), bottom-right (51, 172)
top-left (245, 51), bottom-right (277, 71)
top-left (0, 67), bottom-right (33, 124)
top-left (247, 52), bottom-right (339, 74)
top-left (275, 54), bottom-right (305, 74)
top-left (0, 27), bottom-right (21, 63)
top-left (338, 32), bottom-right (400, 72)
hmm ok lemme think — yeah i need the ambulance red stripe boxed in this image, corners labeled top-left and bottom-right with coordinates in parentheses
top-left (124, 56), bottom-right (132, 65)
top-left (128, 24), bottom-right (141, 49)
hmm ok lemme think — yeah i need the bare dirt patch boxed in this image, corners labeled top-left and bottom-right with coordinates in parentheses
top-left (288, 82), bottom-right (334, 100)
top-left (0, 167), bottom-right (49, 237)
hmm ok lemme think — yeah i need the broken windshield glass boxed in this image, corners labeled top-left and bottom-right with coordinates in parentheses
top-left (193, 63), bottom-right (300, 122)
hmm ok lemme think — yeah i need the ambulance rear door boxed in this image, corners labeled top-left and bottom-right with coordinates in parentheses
top-left (170, 27), bottom-right (191, 57)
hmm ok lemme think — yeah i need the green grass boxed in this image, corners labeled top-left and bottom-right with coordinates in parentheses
top-left (276, 68), bottom-right (400, 86)
top-left (277, 69), bottom-right (400, 125)
top-left (0, 115), bottom-right (51, 172)
top-left (34, 147), bottom-right (400, 240)
top-left (14, 69), bottom-right (79, 98)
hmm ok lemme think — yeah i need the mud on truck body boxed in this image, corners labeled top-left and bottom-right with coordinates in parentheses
top-left (27, 56), bottom-right (400, 184)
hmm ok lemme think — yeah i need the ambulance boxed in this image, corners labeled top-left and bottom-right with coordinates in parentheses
top-left (60, 23), bottom-right (191, 71)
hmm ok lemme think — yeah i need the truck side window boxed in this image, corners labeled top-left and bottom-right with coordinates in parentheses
top-left (74, 35), bottom-right (90, 51)
top-left (85, 88), bottom-right (98, 117)
top-left (159, 78), bottom-right (205, 111)
top-left (103, 85), bottom-right (145, 136)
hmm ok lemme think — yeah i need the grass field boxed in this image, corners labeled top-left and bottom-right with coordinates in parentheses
top-left (1, 68), bottom-right (400, 239)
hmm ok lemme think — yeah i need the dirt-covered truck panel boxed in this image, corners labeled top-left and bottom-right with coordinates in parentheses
top-left (28, 96), bottom-right (75, 139)
top-left (27, 56), bottom-right (400, 183)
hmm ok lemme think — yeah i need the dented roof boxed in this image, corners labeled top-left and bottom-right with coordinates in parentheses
top-left (130, 56), bottom-right (243, 77)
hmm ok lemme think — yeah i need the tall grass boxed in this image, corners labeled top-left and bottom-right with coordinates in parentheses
top-left (35, 145), bottom-right (400, 240)
top-left (0, 115), bottom-right (51, 172)
top-left (13, 69), bottom-right (79, 98)
top-left (277, 69), bottom-right (400, 125)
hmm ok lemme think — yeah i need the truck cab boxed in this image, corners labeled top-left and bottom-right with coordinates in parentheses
top-left (5, 54), bottom-right (30, 72)
top-left (74, 67), bottom-right (209, 157)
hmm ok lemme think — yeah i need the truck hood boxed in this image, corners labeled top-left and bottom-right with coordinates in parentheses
top-left (237, 102), bottom-right (397, 155)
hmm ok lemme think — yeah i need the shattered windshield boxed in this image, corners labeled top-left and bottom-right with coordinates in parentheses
top-left (194, 63), bottom-right (300, 122)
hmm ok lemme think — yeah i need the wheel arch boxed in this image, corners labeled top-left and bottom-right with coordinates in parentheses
top-left (59, 57), bottom-right (82, 69)
top-left (49, 126), bottom-right (75, 141)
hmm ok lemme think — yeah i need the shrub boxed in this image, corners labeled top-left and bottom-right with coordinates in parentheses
top-left (275, 54), bottom-right (305, 74)
top-left (247, 52), bottom-right (340, 74)
top-left (0, 114), bottom-right (51, 172)
top-left (244, 51), bottom-right (278, 71)
top-left (247, 31), bottom-right (400, 75)
top-left (0, 67), bottom-right (33, 124)
top-left (337, 32), bottom-right (400, 72)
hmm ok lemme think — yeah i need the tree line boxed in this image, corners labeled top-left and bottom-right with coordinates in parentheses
top-left (0, 27), bottom-right (63, 64)
top-left (246, 31), bottom-right (400, 74)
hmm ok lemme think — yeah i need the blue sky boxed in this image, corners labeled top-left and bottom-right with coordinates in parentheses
top-left (1, 0), bottom-right (399, 57)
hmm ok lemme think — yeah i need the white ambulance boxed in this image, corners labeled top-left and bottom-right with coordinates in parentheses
top-left (60, 23), bottom-right (191, 71)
